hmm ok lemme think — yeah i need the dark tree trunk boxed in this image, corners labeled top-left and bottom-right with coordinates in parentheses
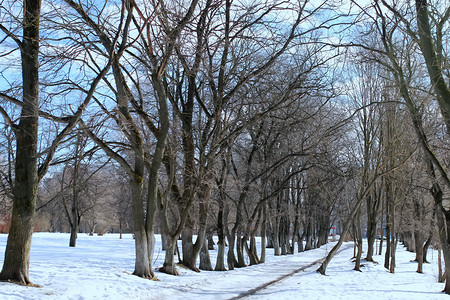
top-left (353, 208), bottom-right (363, 272)
top-left (226, 233), bottom-right (237, 270)
top-left (422, 233), bottom-right (432, 263)
top-left (304, 222), bottom-right (313, 251)
top-left (280, 216), bottom-right (288, 255)
top-left (414, 230), bottom-right (424, 273)
top-left (260, 205), bottom-right (267, 263)
top-left (378, 200), bottom-right (384, 255)
top-left (298, 233), bottom-right (304, 253)
top-left (438, 243), bottom-right (445, 283)
top-left (207, 233), bottom-right (215, 250)
top-left (236, 235), bottom-right (247, 267)
top-left (69, 220), bottom-right (79, 248)
top-left (365, 193), bottom-right (378, 262)
top-left (225, 202), bottom-right (238, 270)
top-left (384, 181), bottom-right (392, 270)
top-left (432, 185), bottom-right (450, 293)
top-left (0, 0), bottom-right (41, 285)
top-left (384, 224), bottom-right (391, 270)
top-left (266, 226), bottom-right (274, 248)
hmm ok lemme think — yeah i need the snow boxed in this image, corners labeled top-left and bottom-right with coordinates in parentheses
top-left (0, 233), bottom-right (447, 299)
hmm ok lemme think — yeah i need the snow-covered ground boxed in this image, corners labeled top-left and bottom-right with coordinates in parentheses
top-left (0, 233), bottom-right (447, 299)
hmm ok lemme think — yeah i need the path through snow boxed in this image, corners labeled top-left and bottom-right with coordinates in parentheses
top-left (0, 233), bottom-right (447, 299)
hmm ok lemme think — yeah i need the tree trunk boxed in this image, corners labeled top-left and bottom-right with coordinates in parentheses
top-left (422, 233), bottom-right (432, 263)
top-left (199, 238), bottom-right (213, 271)
top-left (244, 235), bottom-right (259, 266)
top-left (365, 194), bottom-right (378, 262)
top-left (215, 238), bottom-right (227, 271)
top-left (131, 177), bottom-right (152, 278)
top-left (69, 220), bottom-right (79, 248)
top-left (160, 236), bottom-right (179, 275)
top-left (236, 235), bottom-right (247, 267)
top-left (414, 230), bottom-right (424, 273)
top-left (403, 231), bottom-right (415, 252)
top-left (298, 233), bottom-right (304, 253)
top-left (146, 73), bottom-right (170, 275)
top-left (389, 232), bottom-right (398, 274)
top-left (260, 205), bottom-right (267, 263)
top-left (225, 202), bottom-right (238, 270)
top-left (378, 201), bottom-right (384, 255)
top-left (192, 189), bottom-right (211, 270)
top-left (181, 226), bottom-right (197, 271)
top-left (0, 0), bottom-right (41, 286)
top-left (384, 191), bottom-right (391, 270)
top-left (207, 233), bottom-right (215, 250)
top-left (304, 221), bottom-right (313, 251)
top-left (272, 227), bottom-right (281, 256)
top-left (215, 201), bottom-right (227, 271)
top-left (182, 184), bottom-right (211, 271)
top-left (433, 186), bottom-right (450, 293)
top-left (280, 216), bottom-right (288, 255)
top-left (438, 242), bottom-right (445, 283)
top-left (226, 233), bottom-right (237, 270)
top-left (353, 208), bottom-right (363, 272)
top-left (161, 232), bottom-right (168, 251)
top-left (415, 0), bottom-right (450, 134)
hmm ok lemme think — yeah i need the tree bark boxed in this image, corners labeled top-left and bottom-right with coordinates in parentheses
top-left (69, 220), bottom-right (79, 248)
top-left (199, 238), bottom-right (213, 271)
top-left (353, 208), bottom-right (363, 272)
top-left (260, 205), bottom-right (267, 263)
top-left (415, 0), bottom-right (450, 135)
top-left (215, 199), bottom-right (227, 271)
top-left (365, 191), bottom-right (379, 262)
top-left (226, 233), bottom-right (237, 270)
top-left (159, 236), bottom-right (179, 275)
top-left (0, 0), bottom-right (41, 285)
top-left (414, 230), bottom-right (424, 273)
top-left (130, 176), bottom-right (152, 278)
top-left (236, 236), bottom-right (247, 267)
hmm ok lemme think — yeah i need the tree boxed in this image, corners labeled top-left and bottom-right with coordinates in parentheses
top-left (0, 0), bottom-right (43, 284)
top-left (348, 60), bottom-right (384, 264)
top-left (0, 0), bottom-right (112, 284)
top-left (58, 132), bottom-right (110, 246)
top-left (63, 0), bottom-right (199, 278)
top-left (351, 0), bottom-right (450, 288)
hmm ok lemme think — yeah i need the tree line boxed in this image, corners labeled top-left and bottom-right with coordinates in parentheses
top-left (0, 0), bottom-right (449, 294)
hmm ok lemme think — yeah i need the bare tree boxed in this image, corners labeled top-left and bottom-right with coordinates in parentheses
top-left (0, 0), bottom-right (111, 284)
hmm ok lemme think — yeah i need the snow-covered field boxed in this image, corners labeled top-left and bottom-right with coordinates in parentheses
top-left (0, 233), bottom-right (447, 299)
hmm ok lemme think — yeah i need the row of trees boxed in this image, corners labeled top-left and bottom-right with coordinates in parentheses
top-left (0, 0), bottom-right (449, 294)
top-left (316, 0), bottom-right (450, 291)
